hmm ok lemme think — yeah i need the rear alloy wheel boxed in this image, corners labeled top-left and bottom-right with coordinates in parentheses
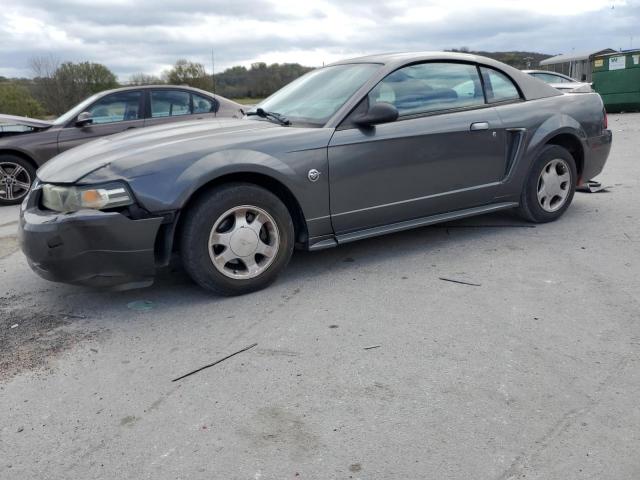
top-left (517, 145), bottom-right (577, 223)
top-left (0, 155), bottom-right (35, 206)
top-left (180, 183), bottom-right (294, 295)
top-left (536, 158), bottom-right (571, 213)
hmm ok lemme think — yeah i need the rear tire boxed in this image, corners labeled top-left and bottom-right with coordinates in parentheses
top-left (0, 154), bottom-right (36, 206)
top-left (180, 183), bottom-right (294, 295)
top-left (517, 145), bottom-right (577, 223)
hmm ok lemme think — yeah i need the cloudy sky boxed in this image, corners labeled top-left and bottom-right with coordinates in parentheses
top-left (1, 0), bottom-right (638, 80)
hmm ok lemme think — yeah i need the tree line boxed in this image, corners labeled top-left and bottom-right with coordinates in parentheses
top-left (0, 57), bottom-right (313, 118)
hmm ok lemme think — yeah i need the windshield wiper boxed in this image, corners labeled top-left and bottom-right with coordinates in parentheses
top-left (246, 108), bottom-right (291, 126)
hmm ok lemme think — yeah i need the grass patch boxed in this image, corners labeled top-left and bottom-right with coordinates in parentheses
top-left (232, 97), bottom-right (264, 105)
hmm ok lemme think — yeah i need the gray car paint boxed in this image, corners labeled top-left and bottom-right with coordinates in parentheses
top-left (0, 85), bottom-right (244, 167)
top-left (33, 52), bottom-right (611, 254)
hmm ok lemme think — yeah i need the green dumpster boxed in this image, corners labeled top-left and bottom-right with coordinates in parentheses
top-left (593, 50), bottom-right (640, 112)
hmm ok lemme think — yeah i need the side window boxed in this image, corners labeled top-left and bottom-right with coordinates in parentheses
top-left (150, 90), bottom-right (191, 118)
top-left (192, 94), bottom-right (216, 113)
top-left (550, 74), bottom-right (572, 83)
top-left (480, 67), bottom-right (521, 103)
top-left (532, 73), bottom-right (569, 84)
top-left (532, 73), bottom-right (553, 84)
top-left (368, 62), bottom-right (484, 116)
top-left (87, 91), bottom-right (142, 124)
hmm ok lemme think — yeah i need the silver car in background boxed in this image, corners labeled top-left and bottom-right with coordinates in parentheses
top-left (522, 70), bottom-right (592, 93)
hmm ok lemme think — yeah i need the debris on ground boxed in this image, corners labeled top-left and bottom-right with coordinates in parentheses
top-left (0, 301), bottom-right (101, 382)
top-left (172, 342), bottom-right (258, 382)
top-left (363, 345), bottom-right (381, 350)
top-left (439, 277), bottom-right (482, 287)
top-left (126, 300), bottom-right (154, 312)
top-left (577, 181), bottom-right (612, 193)
top-left (440, 224), bottom-right (535, 229)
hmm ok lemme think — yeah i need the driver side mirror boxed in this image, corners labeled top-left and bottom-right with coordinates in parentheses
top-left (353, 102), bottom-right (399, 127)
top-left (75, 111), bottom-right (93, 127)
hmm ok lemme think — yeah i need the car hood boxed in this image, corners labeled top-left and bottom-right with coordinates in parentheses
top-left (37, 118), bottom-right (295, 183)
top-left (0, 113), bottom-right (53, 129)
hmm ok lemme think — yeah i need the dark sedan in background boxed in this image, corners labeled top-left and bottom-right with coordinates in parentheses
top-left (19, 52), bottom-right (611, 295)
top-left (0, 85), bottom-right (244, 204)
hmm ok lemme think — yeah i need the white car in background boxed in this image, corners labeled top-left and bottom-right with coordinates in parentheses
top-left (522, 70), bottom-right (592, 93)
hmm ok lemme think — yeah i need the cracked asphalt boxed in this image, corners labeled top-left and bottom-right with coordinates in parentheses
top-left (1, 113), bottom-right (639, 479)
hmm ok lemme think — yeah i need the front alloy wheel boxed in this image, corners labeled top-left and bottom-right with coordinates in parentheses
top-left (0, 158), bottom-right (34, 205)
top-left (180, 183), bottom-right (294, 295)
top-left (208, 205), bottom-right (280, 279)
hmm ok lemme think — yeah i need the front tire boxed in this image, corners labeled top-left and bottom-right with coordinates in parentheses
top-left (180, 183), bottom-right (294, 295)
top-left (0, 155), bottom-right (36, 206)
top-left (517, 145), bottom-right (577, 223)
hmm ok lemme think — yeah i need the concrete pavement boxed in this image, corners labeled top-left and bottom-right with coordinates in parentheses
top-left (1, 114), bottom-right (639, 479)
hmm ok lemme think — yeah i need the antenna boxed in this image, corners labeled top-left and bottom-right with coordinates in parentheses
top-left (211, 49), bottom-right (216, 97)
top-left (211, 50), bottom-right (217, 117)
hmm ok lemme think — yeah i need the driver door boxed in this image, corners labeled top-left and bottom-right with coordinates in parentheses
top-left (57, 90), bottom-right (144, 153)
top-left (328, 62), bottom-right (508, 234)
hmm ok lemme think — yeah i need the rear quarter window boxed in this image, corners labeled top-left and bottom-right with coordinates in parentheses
top-left (192, 93), bottom-right (217, 113)
top-left (480, 67), bottom-right (521, 103)
top-left (151, 90), bottom-right (191, 117)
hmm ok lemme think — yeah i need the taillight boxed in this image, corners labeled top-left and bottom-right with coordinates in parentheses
top-left (603, 108), bottom-right (608, 130)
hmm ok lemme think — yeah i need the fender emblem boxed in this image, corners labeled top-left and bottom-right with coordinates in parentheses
top-left (308, 169), bottom-right (321, 182)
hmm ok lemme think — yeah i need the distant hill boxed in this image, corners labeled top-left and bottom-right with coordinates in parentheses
top-left (448, 49), bottom-right (552, 69)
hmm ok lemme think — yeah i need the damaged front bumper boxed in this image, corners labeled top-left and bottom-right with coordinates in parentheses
top-left (18, 187), bottom-right (164, 288)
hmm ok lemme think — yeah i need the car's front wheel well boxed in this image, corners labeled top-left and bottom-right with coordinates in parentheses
top-left (174, 172), bottom-right (309, 251)
top-left (0, 149), bottom-right (38, 170)
top-left (545, 134), bottom-right (584, 182)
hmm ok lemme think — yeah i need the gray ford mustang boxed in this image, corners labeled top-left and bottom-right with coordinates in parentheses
top-left (19, 52), bottom-right (612, 295)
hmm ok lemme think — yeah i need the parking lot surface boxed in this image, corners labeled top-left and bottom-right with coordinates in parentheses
top-left (1, 113), bottom-right (639, 479)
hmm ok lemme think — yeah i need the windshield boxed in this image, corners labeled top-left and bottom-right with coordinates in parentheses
top-left (249, 63), bottom-right (381, 126)
top-left (53, 92), bottom-right (103, 126)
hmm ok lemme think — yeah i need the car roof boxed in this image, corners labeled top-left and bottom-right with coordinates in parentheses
top-left (91, 84), bottom-right (241, 107)
top-left (327, 51), bottom-right (562, 101)
top-left (328, 51), bottom-right (482, 66)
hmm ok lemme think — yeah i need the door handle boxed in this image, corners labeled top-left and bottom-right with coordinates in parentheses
top-left (126, 126), bottom-right (137, 130)
top-left (470, 122), bottom-right (489, 131)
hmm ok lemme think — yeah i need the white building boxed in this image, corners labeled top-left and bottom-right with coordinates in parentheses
top-left (539, 49), bottom-right (615, 82)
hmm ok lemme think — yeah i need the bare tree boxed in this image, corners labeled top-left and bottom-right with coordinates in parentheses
top-left (29, 54), bottom-right (66, 115)
top-left (29, 56), bottom-right (119, 115)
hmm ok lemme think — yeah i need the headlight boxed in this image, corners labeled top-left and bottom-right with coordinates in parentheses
top-left (41, 182), bottom-right (134, 213)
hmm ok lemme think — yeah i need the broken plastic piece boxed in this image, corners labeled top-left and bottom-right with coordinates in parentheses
top-left (127, 300), bottom-right (154, 312)
top-left (577, 181), bottom-right (611, 193)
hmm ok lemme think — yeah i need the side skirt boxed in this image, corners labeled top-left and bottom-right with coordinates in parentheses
top-left (307, 201), bottom-right (519, 251)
